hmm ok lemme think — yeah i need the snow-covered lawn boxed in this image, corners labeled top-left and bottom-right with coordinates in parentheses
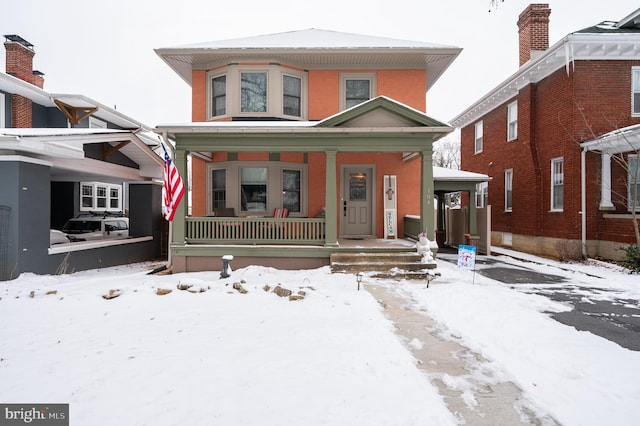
top-left (1, 251), bottom-right (639, 425)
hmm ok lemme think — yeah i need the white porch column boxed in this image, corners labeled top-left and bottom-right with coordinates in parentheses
top-left (600, 153), bottom-right (614, 209)
top-left (324, 150), bottom-right (338, 247)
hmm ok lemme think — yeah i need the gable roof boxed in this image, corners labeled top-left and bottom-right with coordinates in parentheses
top-left (451, 8), bottom-right (640, 128)
top-left (317, 96), bottom-right (449, 128)
top-left (155, 28), bottom-right (461, 92)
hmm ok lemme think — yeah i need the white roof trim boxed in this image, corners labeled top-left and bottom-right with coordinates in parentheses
top-left (451, 33), bottom-right (640, 128)
top-left (580, 123), bottom-right (640, 154)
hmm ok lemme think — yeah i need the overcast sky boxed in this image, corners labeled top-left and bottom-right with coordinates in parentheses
top-left (1, 0), bottom-right (636, 128)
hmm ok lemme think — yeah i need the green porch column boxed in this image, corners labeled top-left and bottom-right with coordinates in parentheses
top-left (324, 150), bottom-right (338, 246)
top-left (420, 149), bottom-right (435, 241)
top-left (171, 148), bottom-right (188, 244)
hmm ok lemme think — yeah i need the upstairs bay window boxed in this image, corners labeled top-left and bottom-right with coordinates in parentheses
top-left (211, 75), bottom-right (227, 117)
top-left (283, 75), bottom-right (301, 117)
top-left (241, 72), bottom-right (267, 113)
top-left (207, 65), bottom-right (307, 120)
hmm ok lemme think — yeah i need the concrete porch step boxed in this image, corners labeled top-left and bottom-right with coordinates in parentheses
top-left (330, 252), bottom-right (437, 277)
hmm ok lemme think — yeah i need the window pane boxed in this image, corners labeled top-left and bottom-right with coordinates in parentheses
top-left (508, 103), bottom-right (518, 140)
top-left (634, 93), bottom-right (640, 114)
top-left (349, 172), bottom-right (367, 201)
top-left (283, 75), bottom-right (301, 117)
top-left (282, 169), bottom-right (301, 212)
top-left (81, 185), bottom-right (93, 208)
top-left (241, 167), bottom-right (267, 211)
top-left (110, 188), bottom-right (120, 209)
top-left (633, 70), bottom-right (640, 91)
top-left (212, 75), bottom-right (226, 116)
top-left (505, 170), bottom-right (513, 210)
top-left (241, 72), bottom-right (267, 113)
top-left (346, 79), bottom-right (370, 108)
top-left (211, 169), bottom-right (226, 210)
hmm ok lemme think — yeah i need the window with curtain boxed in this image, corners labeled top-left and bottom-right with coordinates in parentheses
top-left (507, 101), bottom-right (518, 141)
top-left (505, 169), bottom-right (513, 211)
top-left (241, 167), bottom-right (267, 212)
top-left (474, 121), bottom-right (483, 154)
top-left (551, 157), bottom-right (564, 211)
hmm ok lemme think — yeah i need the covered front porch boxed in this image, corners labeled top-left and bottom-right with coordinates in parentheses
top-left (158, 97), bottom-right (455, 272)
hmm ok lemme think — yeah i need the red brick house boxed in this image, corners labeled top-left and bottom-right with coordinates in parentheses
top-left (452, 5), bottom-right (640, 261)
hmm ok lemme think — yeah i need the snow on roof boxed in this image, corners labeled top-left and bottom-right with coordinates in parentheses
top-left (0, 128), bottom-right (131, 137)
top-left (433, 166), bottom-right (490, 182)
top-left (171, 28), bottom-right (456, 50)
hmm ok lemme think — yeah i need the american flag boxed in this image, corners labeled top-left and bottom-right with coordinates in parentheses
top-left (162, 144), bottom-right (184, 222)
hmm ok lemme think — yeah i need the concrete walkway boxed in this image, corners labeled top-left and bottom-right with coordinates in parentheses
top-left (366, 284), bottom-right (558, 425)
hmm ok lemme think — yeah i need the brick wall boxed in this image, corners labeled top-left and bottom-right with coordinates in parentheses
top-left (461, 60), bottom-right (640, 253)
top-left (517, 4), bottom-right (550, 66)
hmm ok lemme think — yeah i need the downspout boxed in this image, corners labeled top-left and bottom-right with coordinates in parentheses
top-left (581, 147), bottom-right (587, 259)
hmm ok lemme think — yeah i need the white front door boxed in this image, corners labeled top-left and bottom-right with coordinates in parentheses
top-left (342, 166), bottom-right (374, 236)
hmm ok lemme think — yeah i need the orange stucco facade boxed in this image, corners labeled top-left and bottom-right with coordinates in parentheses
top-left (188, 66), bottom-right (429, 238)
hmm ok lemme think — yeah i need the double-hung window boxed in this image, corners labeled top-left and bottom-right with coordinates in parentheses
top-left (507, 101), bottom-right (518, 141)
top-left (211, 75), bottom-right (227, 117)
top-left (283, 75), bottom-right (301, 117)
top-left (633, 67), bottom-right (640, 116)
top-left (474, 121), bottom-right (483, 154)
top-left (475, 182), bottom-right (488, 208)
top-left (80, 182), bottom-right (122, 212)
top-left (629, 155), bottom-right (640, 212)
top-left (504, 169), bottom-right (513, 212)
top-left (551, 157), bottom-right (564, 211)
top-left (282, 169), bottom-right (301, 213)
top-left (241, 167), bottom-right (268, 212)
top-left (241, 72), bottom-right (267, 113)
top-left (211, 169), bottom-right (226, 210)
top-left (340, 73), bottom-right (376, 110)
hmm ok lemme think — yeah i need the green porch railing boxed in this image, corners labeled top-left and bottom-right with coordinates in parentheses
top-left (185, 217), bottom-right (326, 245)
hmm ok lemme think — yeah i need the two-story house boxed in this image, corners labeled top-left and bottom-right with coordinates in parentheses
top-left (155, 29), bottom-right (491, 272)
top-left (452, 5), bottom-right (640, 261)
top-left (0, 35), bottom-right (165, 280)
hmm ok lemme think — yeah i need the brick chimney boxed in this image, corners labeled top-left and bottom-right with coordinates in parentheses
top-left (4, 35), bottom-right (45, 127)
top-left (517, 4), bottom-right (551, 66)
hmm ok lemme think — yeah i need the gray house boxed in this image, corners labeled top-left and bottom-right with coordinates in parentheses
top-left (0, 35), bottom-right (165, 280)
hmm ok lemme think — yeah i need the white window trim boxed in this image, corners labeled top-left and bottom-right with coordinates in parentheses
top-left (632, 67), bottom-right (640, 117)
top-left (206, 161), bottom-right (308, 217)
top-left (80, 181), bottom-right (123, 212)
top-left (507, 101), bottom-right (518, 141)
top-left (475, 181), bottom-right (488, 208)
top-left (0, 92), bottom-right (5, 128)
top-left (550, 157), bottom-right (564, 211)
top-left (206, 65), bottom-right (307, 121)
top-left (339, 73), bottom-right (377, 111)
top-left (474, 121), bottom-right (483, 154)
top-left (629, 154), bottom-right (640, 212)
top-left (504, 169), bottom-right (513, 212)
